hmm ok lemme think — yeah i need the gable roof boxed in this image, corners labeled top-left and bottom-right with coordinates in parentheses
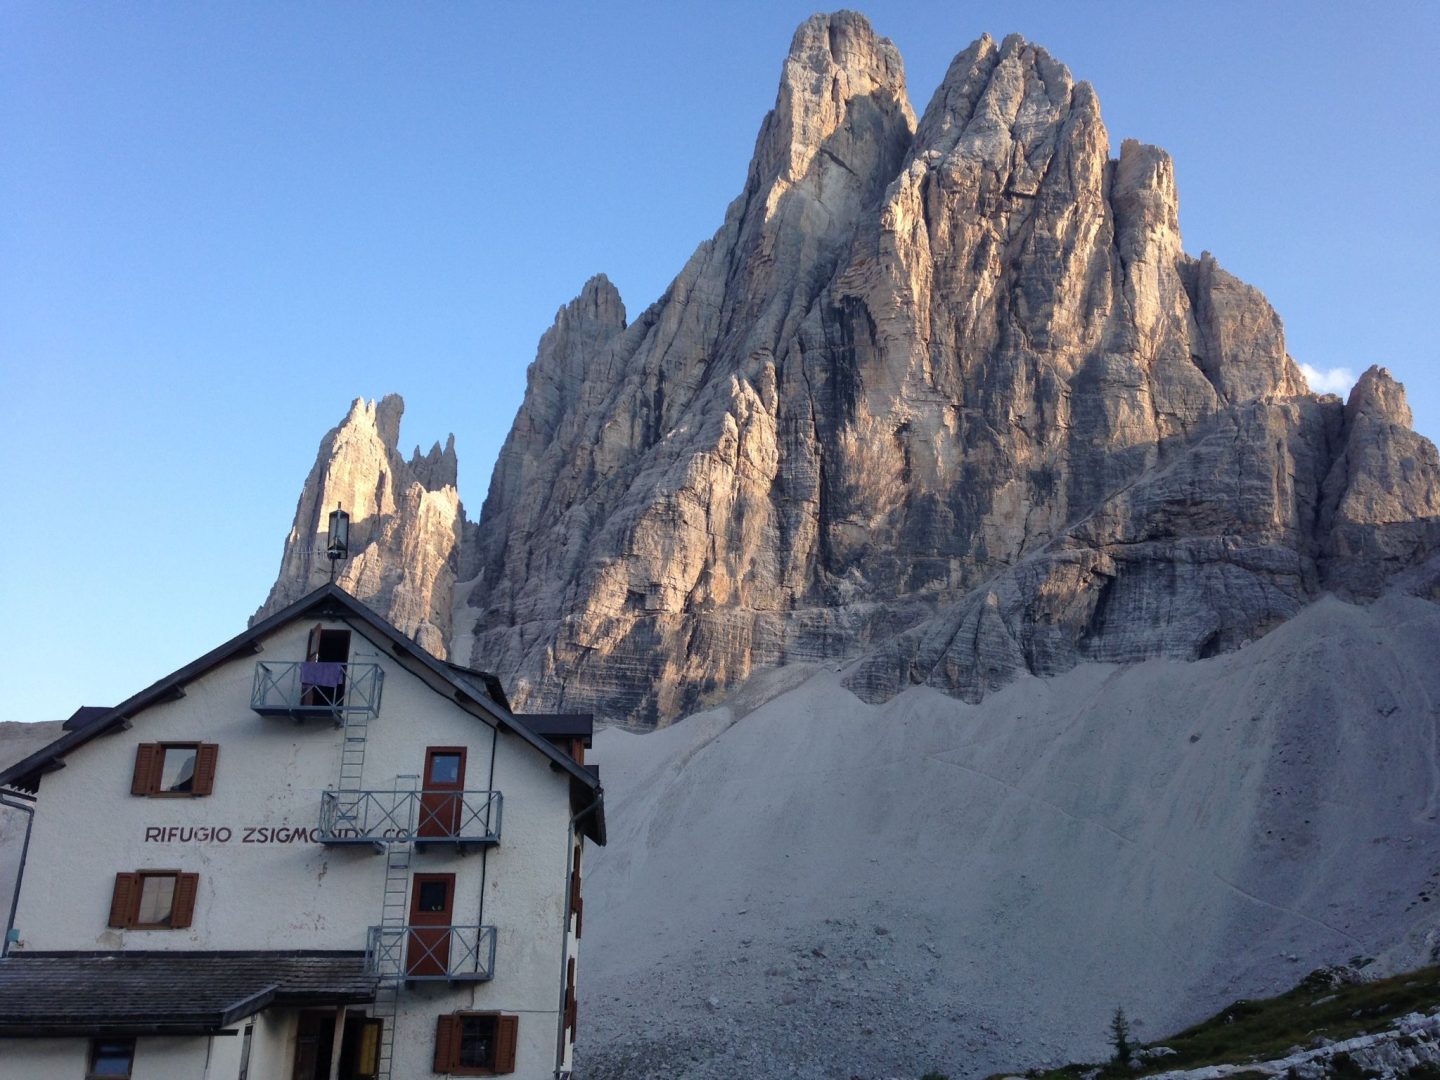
top-left (0, 584), bottom-right (604, 843)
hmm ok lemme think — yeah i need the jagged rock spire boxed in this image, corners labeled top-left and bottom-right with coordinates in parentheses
top-left (254, 394), bottom-right (462, 658)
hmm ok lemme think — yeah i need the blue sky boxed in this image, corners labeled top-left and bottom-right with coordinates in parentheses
top-left (3, 2), bottom-right (1437, 724)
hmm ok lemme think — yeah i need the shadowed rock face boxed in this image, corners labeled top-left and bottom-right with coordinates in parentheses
top-left (263, 13), bottom-right (1440, 725)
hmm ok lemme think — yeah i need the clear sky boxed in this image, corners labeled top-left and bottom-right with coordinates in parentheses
top-left (3, 2), bottom-right (1437, 724)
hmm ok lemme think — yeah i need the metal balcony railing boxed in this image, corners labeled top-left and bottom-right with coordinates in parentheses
top-left (366, 924), bottom-right (497, 983)
top-left (250, 661), bottom-right (384, 720)
top-left (318, 790), bottom-right (502, 848)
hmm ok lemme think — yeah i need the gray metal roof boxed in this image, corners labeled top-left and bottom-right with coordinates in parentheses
top-left (0, 951), bottom-right (375, 1036)
top-left (515, 713), bottom-right (594, 746)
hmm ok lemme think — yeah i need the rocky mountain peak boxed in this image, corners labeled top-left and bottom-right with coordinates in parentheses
top-left (253, 394), bottom-right (462, 657)
top-left (409, 434), bottom-right (457, 490)
top-left (1347, 365), bottom-right (1413, 428)
top-left (262, 14), bottom-right (1440, 726)
top-left (568, 273), bottom-right (627, 333)
top-left (757, 11), bottom-right (913, 194)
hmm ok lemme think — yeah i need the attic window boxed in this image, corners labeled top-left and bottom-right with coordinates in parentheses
top-left (131, 743), bottom-right (218, 797)
top-left (160, 746), bottom-right (197, 793)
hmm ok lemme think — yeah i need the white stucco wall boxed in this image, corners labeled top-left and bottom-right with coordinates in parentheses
top-left (4, 614), bottom-right (587, 1079)
top-left (0, 1033), bottom-right (239, 1080)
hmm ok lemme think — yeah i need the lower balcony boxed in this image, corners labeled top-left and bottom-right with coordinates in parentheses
top-left (318, 790), bottom-right (502, 850)
top-left (365, 924), bottom-right (496, 983)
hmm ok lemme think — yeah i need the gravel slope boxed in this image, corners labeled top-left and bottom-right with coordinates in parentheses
top-left (577, 594), bottom-right (1440, 1079)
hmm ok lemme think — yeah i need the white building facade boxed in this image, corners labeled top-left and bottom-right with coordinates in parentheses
top-left (0, 585), bottom-right (604, 1080)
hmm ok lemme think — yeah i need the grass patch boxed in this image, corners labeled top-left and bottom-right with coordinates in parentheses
top-left (1150, 964), bottom-right (1440, 1071)
top-left (1005, 964), bottom-right (1440, 1079)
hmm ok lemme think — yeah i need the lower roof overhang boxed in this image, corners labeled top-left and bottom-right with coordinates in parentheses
top-left (0, 950), bottom-right (377, 1038)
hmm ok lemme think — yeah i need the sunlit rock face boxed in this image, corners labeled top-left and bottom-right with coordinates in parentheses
top-left (253, 394), bottom-right (462, 658)
top-left (265, 13), bottom-right (1440, 725)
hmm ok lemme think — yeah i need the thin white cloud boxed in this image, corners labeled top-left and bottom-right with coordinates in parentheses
top-left (1300, 363), bottom-right (1356, 395)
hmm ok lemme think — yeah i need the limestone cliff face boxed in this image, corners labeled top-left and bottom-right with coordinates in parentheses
top-left (265, 13), bottom-right (1440, 725)
top-left (253, 395), bottom-right (462, 657)
top-left (453, 15), bottom-right (1439, 723)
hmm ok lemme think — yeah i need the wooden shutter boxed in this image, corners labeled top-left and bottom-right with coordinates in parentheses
top-left (192, 744), bottom-right (220, 796)
top-left (170, 872), bottom-right (199, 928)
top-left (306, 624), bottom-right (324, 662)
top-left (565, 960), bottom-right (576, 1032)
top-left (569, 865), bottom-right (581, 913)
top-left (494, 1014), bottom-right (519, 1074)
top-left (574, 895), bottom-right (583, 939)
top-left (433, 1014), bottom-right (460, 1072)
top-left (131, 744), bottom-right (163, 795)
top-left (565, 996), bottom-right (577, 1037)
top-left (108, 873), bottom-right (139, 927)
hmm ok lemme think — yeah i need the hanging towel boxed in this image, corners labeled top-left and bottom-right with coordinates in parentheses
top-left (300, 661), bottom-right (345, 687)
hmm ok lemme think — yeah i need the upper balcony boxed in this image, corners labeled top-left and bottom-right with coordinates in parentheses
top-left (250, 661), bottom-right (384, 722)
top-left (317, 789), bottom-right (502, 851)
top-left (366, 924), bottom-right (496, 983)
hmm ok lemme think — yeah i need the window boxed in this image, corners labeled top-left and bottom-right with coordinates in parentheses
top-left (135, 873), bottom-right (176, 927)
top-left (428, 752), bottom-right (462, 785)
top-left (108, 870), bottom-right (198, 929)
top-left (433, 1013), bottom-right (518, 1075)
top-left (159, 746), bottom-right (197, 792)
top-left (131, 743), bottom-right (218, 796)
top-left (87, 1037), bottom-right (135, 1077)
top-left (417, 879), bottom-right (449, 912)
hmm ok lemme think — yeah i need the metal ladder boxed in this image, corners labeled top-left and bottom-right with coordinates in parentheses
top-left (373, 773), bottom-right (418, 1080)
top-left (326, 692), bottom-right (375, 834)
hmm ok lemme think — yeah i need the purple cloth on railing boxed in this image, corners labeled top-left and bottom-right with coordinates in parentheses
top-left (300, 661), bottom-right (345, 687)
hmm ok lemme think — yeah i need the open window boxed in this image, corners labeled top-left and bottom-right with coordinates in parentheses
top-left (131, 743), bottom-right (218, 797)
top-left (87, 1037), bottom-right (135, 1077)
top-left (433, 1013), bottom-right (518, 1075)
top-left (108, 870), bottom-right (198, 929)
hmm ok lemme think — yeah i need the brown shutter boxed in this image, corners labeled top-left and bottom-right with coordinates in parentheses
top-left (565, 997), bottom-right (577, 1037)
top-left (494, 1014), bottom-right (519, 1074)
top-left (569, 866), bottom-right (581, 913)
top-left (131, 744), bottom-right (162, 796)
top-left (433, 1014), bottom-right (460, 1072)
top-left (574, 895), bottom-right (583, 939)
top-left (306, 624), bottom-right (323, 662)
top-left (564, 961), bottom-right (577, 1032)
top-left (193, 744), bottom-right (220, 796)
top-left (108, 873), bottom-right (139, 927)
top-left (170, 872), bottom-right (199, 928)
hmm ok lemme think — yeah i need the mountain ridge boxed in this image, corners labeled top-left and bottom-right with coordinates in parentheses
top-left (256, 11), bottom-right (1440, 728)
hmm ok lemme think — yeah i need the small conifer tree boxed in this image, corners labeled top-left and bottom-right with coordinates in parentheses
top-left (1109, 1006), bottom-right (1133, 1068)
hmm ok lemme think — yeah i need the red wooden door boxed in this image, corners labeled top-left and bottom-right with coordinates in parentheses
top-left (405, 873), bottom-right (455, 977)
top-left (417, 747), bottom-right (466, 838)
